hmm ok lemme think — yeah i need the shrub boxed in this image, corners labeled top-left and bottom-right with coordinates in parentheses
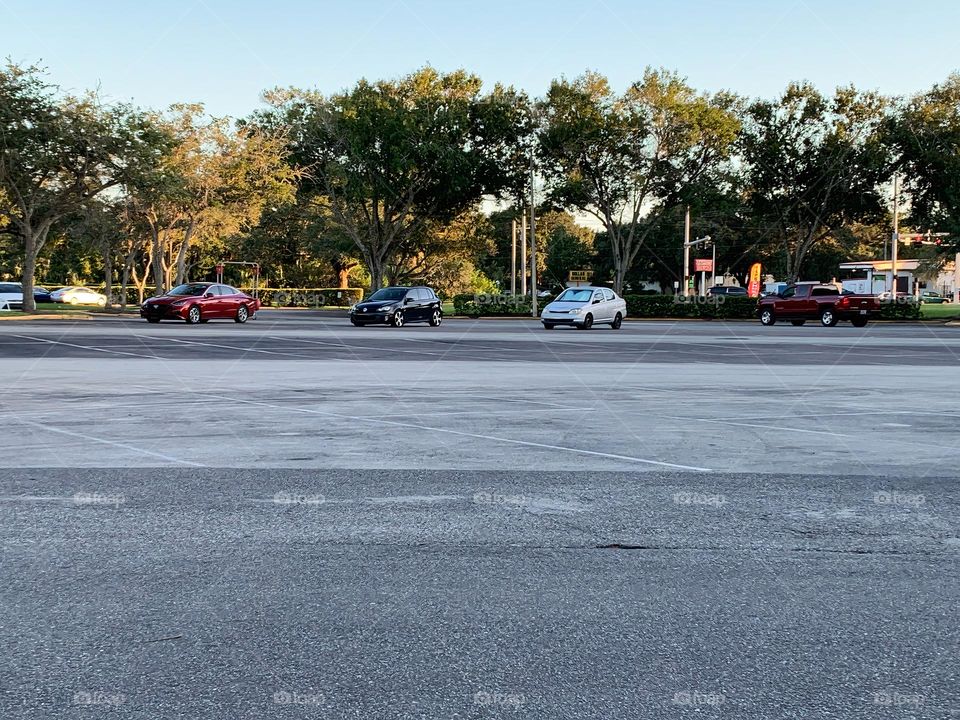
top-left (879, 298), bottom-right (921, 321)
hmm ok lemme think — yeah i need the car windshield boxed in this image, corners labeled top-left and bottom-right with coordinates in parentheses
top-left (167, 283), bottom-right (210, 297)
top-left (367, 288), bottom-right (407, 302)
top-left (555, 289), bottom-right (594, 302)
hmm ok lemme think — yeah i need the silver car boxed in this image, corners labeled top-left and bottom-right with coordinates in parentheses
top-left (541, 286), bottom-right (627, 330)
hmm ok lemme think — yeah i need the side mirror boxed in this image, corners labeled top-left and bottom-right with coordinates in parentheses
top-left (592, 298), bottom-right (602, 304)
top-left (404, 297), bottom-right (413, 304)
top-left (204, 292), bottom-right (215, 298)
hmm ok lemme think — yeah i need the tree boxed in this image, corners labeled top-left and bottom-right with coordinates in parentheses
top-left (128, 104), bottom-right (297, 295)
top-left (258, 68), bottom-right (533, 290)
top-left (0, 63), bottom-right (168, 311)
top-left (885, 74), bottom-right (960, 244)
top-left (539, 69), bottom-right (740, 293)
top-left (740, 82), bottom-right (891, 280)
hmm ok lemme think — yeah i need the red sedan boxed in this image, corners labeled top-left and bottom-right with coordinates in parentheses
top-left (140, 282), bottom-right (260, 324)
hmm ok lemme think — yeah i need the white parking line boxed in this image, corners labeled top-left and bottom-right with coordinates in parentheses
top-left (663, 416), bottom-right (852, 438)
top-left (13, 417), bottom-right (206, 466)
top-left (9, 334), bottom-right (157, 358)
top-left (198, 392), bottom-right (714, 472)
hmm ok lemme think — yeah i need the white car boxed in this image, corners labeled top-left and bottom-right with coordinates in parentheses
top-left (50, 286), bottom-right (107, 306)
top-left (541, 286), bottom-right (627, 330)
top-left (0, 282), bottom-right (23, 311)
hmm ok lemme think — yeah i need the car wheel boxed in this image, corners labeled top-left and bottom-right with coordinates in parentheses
top-left (146, 317), bottom-right (161, 324)
top-left (759, 309), bottom-right (775, 326)
top-left (791, 319), bottom-right (806, 326)
top-left (820, 309), bottom-right (838, 327)
top-left (611, 312), bottom-right (622, 329)
top-left (69, 298), bottom-right (78, 305)
top-left (851, 317), bottom-right (868, 328)
top-left (186, 305), bottom-right (201, 324)
top-left (542, 322), bottom-right (555, 330)
top-left (577, 314), bottom-right (593, 330)
top-left (429, 309), bottom-right (442, 326)
top-left (392, 310), bottom-right (404, 328)
top-left (235, 305), bottom-right (249, 324)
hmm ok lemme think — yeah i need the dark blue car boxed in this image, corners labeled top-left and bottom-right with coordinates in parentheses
top-left (33, 286), bottom-right (52, 303)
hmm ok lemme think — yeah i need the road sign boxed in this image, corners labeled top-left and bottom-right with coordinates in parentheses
top-left (693, 259), bottom-right (713, 272)
top-left (568, 270), bottom-right (593, 283)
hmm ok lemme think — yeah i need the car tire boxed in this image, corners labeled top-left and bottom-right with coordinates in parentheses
top-left (235, 305), bottom-right (249, 324)
top-left (146, 317), bottom-right (161, 324)
top-left (759, 309), bottom-right (775, 326)
top-left (429, 309), bottom-right (442, 327)
top-left (820, 309), bottom-right (838, 327)
top-left (851, 317), bottom-right (868, 328)
top-left (611, 312), bottom-right (622, 329)
top-left (186, 305), bottom-right (201, 325)
top-left (577, 314), bottom-right (593, 330)
top-left (392, 310), bottom-right (404, 328)
top-left (69, 298), bottom-right (78, 306)
top-left (542, 322), bottom-right (555, 330)
top-left (791, 319), bottom-right (806, 326)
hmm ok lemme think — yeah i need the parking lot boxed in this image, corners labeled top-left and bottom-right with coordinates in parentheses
top-left (1, 314), bottom-right (957, 718)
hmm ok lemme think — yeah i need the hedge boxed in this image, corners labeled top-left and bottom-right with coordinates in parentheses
top-left (878, 298), bottom-right (921, 320)
top-left (453, 293), bottom-right (757, 319)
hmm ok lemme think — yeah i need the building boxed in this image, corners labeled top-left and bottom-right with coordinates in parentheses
top-left (838, 257), bottom-right (960, 300)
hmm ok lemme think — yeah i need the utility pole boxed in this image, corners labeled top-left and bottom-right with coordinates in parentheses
top-left (711, 240), bottom-right (717, 289)
top-left (511, 219), bottom-right (517, 296)
top-left (521, 214), bottom-right (527, 296)
top-left (683, 206), bottom-right (691, 296)
top-left (530, 152), bottom-right (538, 318)
top-left (891, 173), bottom-right (899, 295)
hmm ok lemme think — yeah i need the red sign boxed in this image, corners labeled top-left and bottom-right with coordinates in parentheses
top-left (693, 259), bottom-right (713, 272)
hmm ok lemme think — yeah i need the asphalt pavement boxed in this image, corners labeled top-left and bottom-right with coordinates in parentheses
top-left (0, 315), bottom-right (957, 719)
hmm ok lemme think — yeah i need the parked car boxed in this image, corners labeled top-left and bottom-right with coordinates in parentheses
top-left (540, 286), bottom-right (626, 330)
top-left (707, 285), bottom-right (747, 297)
top-left (49, 286), bottom-right (107, 306)
top-left (920, 291), bottom-right (951, 304)
top-left (140, 282), bottom-right (260, 324)
top-left (0, 282), bottom-right (23, 310)
top-left (757, 282), bottom-right (881, 327)
top-left (350, 286), bottom-right (442, 327)
top-left (33, 286), bottom-right (52, 303)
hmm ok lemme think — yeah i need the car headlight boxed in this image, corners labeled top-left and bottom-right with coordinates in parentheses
top-left (381, 304), bottom-right (396, 312)
top-left (171, 300), bottom-right (188, 307)
top-left (570, 307), bottom-right (583, 314)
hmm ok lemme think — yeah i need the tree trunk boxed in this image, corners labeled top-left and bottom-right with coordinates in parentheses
top-left (21, 233), bottom-right (37, 313)
top-left (174, 221), bottom-right (195, 286)
top-left (102, 240), bottom-right (114, 309)
top-left (367, 254), bottom-right (384, 291)
top-left (151, 227), bottom-right (165, 296)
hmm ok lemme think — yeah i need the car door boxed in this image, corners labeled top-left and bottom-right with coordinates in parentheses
top-left (773, 286), bottom-right (797, 316)
top-left (602, 288), bottom-right (619, 319)
top-left (590, 289), bottom-right (608, 320)
top-left (199, 285), bottom-right (222, 318)
top-left (218, 285), bottom-right (241, 318)
top-left (402, 290), bottom-right (421, 321)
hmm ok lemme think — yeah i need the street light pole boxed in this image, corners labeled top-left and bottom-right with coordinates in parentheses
top-left (683, 206), bottom-right (691, 296)
top-left (530, 152), bottom-right (537, 318)
top-left (891, 173), bottom-right (899, 295)
top-left (521, 214), bottom-right (527, 296)
top-left (511, 219), bottom-right (517, 296)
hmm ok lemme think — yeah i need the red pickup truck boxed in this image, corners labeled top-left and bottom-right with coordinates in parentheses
top-left (757, 283), bottom-right (881, 327)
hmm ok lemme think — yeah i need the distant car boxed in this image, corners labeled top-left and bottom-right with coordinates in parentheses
top-left (540, 286), bottom-right (626, 330)
top-left (0, 282), bottom-right (23, 310)
top-left (140, 282), bottom-right (260, 324)
top-left (50, 286), bottom-right (107, 306)
top-left (350, 286), bottom-right (442, 327)
top-left (920, 291), bottom-right (951, 304)
top-left (707, 285), bottom-right (747, 297)
top-left (33, 286), bottom-right (52, 303)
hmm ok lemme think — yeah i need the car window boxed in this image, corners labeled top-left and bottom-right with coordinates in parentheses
top-left (593, 291), bottom-right (603, 302)
top-left (368, 288), bottom-right (407, 302)
top-left (781, 287), bottom-right (796, 299)
top-left (0, 283), bottom-right (21, 293)
top-left (811, 287), bottom-right (839, 296)
top-left (415, 288), bottom-right (429, 301)
top-left (221, 286), bottom-right (238, 295)
top-left (602, 289), bottom-right (614, 301)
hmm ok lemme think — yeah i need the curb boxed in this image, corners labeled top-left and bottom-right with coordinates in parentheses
top-left (0, 313), bottom-right (93, 321)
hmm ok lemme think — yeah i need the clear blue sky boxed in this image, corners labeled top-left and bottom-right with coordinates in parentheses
top-left (3, 0), bottom-right (958, 117)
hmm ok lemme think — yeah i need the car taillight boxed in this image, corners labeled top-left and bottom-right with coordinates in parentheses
top-left (837, 296), bottom-right (850, 308)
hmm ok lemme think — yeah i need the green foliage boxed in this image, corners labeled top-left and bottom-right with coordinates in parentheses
top-left (539, 69), bottom-right (741, 292)
top-left (451, 292), bottom-right (758, 319)
top-left (879, 299), bottom-right (921, 321)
